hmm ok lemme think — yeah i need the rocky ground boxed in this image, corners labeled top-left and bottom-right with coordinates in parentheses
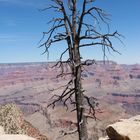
top-left (0, 103), bottom-right (48, 140)
top-left (99, 115), bottom-right (140, 140)
top-left (0, 61), bottom-right (140, 139)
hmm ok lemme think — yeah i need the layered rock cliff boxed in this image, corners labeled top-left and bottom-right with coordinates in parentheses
top-left (0, 62), bottom-right (140, 140)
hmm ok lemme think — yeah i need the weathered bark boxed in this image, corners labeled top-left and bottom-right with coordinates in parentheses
top-left (74, 43), bottom-right (88, 140)
top-left (71, 1), bottom-right (88, 139)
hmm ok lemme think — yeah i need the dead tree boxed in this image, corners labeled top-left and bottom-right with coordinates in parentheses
top-left (39, 0), bottom-right (122, 140)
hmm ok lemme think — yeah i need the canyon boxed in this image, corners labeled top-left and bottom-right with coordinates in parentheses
top-left (0, 61), bottom-right (140, 140)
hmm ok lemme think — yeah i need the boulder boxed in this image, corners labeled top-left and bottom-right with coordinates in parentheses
top-left (106, 126), bottom-right (130, 140)
top-left (99, 115), bottom-right (140, 140)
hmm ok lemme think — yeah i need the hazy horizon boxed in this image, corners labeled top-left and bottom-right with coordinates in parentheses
top-left (0, 60), bottom-right (140, 65)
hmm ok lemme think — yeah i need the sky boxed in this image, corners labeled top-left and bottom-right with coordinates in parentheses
top-left (0, 0), bottom-right (140, 64)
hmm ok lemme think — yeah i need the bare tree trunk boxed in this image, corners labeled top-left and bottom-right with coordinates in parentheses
top-left (40, 1), bottom-right (122, 140)
top-left (74, 44), bottom-right (88, 140)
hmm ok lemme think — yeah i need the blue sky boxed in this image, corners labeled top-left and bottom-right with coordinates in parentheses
top-left (0, 0), bottom-right (140, 64)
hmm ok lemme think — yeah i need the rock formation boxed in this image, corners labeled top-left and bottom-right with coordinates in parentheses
top-left (0, 62), bottom-right (140, 140)
top-left (99, 115), bottom-right (140, 140)
top-left (0, 61), bottom-right (140, 88)
top-left (0, 103), bottom-right (48, 140)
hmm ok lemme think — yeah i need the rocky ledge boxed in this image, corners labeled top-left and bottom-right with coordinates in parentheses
top-left (99, 115), bottom-right (140, 140)
top-left (0, 103), bottom-right (48, 140)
